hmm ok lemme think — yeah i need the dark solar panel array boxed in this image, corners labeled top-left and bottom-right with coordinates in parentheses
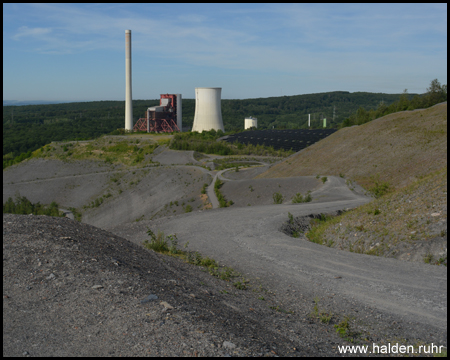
top-left (224, 129), bottom-right (337, 152)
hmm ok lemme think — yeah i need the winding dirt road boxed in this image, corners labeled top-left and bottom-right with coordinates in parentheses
top-left (111, 175), bottom-right (447, 335)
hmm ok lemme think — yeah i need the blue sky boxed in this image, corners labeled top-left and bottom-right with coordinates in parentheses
top-left (3, 3), bottom-right (447, 102)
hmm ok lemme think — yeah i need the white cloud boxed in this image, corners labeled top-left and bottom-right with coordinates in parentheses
top-left (12, 26), bottom-right (52, 40)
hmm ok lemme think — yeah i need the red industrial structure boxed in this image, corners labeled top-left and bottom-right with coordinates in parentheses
top-left (133, 94), bottom-right (181, 133)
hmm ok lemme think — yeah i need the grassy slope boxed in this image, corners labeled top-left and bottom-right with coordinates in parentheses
top-left (258, 103), bottom-right (447, 264)
top-left (30, 134), bottom-right (171, 168)
top-left (257, 103), bottom-right (447, 190)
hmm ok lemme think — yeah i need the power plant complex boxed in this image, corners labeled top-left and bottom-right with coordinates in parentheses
top-left (124, 30), bottom-right (224, 133)
top-left (123, 30), bottom-right (326, 139)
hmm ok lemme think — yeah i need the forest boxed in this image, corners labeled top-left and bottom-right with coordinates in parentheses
top-left (3, 90), bottom-right (414, 160)
top-left (4, 80), bottom-right (446, 168)
top-left (341, 79), bottom-right (447, 127)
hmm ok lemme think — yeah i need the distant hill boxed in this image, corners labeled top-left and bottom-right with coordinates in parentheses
top-left (3, 91), bottom-right (418, 158)
top-left (3, 100), bottom-right (80, 106)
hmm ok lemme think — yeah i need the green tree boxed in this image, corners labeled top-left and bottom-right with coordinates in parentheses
top-left (425, 79), bottom-right (447, 106)
top-left (396, 89), bottom-right (410, 111)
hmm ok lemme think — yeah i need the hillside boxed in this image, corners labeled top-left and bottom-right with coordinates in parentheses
top-left (258, 103), bottom-right (447, 264)
top-left (257, 103), bottom-right (447, 190)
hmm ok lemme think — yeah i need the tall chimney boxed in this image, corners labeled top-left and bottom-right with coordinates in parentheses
top-left (125, 30), bottom-right (133, 131)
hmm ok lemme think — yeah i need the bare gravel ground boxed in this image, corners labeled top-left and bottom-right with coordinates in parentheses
top-left (152, 149), bottom-right (199, 166)
top-left (3, 144), bottom-right (447, 356)
top-left (4, 214), bottom-right (357, 357)
top-left (3, 158), bottom-right (212, 228)
top-left (111, 176), bottom-right (447, 355)
top-left (219, 173), bottom-right (321, 207)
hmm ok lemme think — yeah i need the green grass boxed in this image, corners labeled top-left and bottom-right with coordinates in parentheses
top-left (306, 214), bottom-right (340, 245)
top-left (214, 178), bottom-right (233, 207)
top-left (309, 296), bottom-right (333, 323)
top-left (333, 316), bottom-right (360, 342)
top-left (143, 228), bottom-right (246, 285)
top-left (28, 136), bottom-right (160, 168)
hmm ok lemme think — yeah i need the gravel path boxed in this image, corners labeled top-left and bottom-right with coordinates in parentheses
top-left (110, 177), bottom-right (447, 352)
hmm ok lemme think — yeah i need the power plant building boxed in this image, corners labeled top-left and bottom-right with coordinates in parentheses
top-left (192, 87), bottom-right (224, 132)
top-left (244, 116), bottom-right (257, 129)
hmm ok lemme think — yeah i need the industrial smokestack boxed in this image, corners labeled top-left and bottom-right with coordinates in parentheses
top-left (176, 94), bottom-right (182, 132)
top-left (308, 114), bottom-right (310, 127)
top-left (125, 30), bottom-right (133, 131)
top-left (192, 87), bottom-right (224, 132)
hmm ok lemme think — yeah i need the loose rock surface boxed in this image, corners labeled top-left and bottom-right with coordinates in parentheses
top-left (4, 214), bottom-right (446, 356)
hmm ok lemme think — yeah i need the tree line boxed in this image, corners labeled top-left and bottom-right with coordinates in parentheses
top-left (3, 88), bottom-right (433, 162)
top-left (3, 196), bottom-right (64, 217)
top-left (341, 79), bottom-right (447, 128)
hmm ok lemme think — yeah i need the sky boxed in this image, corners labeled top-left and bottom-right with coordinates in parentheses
top-left (3, 3), bottom-right (447, 102)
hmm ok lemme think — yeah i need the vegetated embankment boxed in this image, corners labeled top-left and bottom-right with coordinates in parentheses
top-left (259, 103), bottom-right (447, 264)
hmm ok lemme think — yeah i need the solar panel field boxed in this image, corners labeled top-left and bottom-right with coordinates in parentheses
top-left (223, 129), bottom-right (337, 152)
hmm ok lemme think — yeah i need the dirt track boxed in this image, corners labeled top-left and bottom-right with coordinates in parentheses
top-left (111, 176), bottom-right (447, 337)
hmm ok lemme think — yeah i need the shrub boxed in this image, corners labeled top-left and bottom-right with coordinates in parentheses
top-left (143, 229), bottom-right (169, 253)
top-left (321, 176), bottom-right (327, 184)
top-left (304, 191), bottom-right (312, 202)
top-left (273, 192), bottom-right (284, 204)
top-left (292, 193), bottom-right (303, 203)
top-left (288, 212), bottom-right (294, 224)
top-left (184, 204), bottom-right (193, 213)
top-left (215, 178), bottom-right (233, 208)
top-left (3, 196), bottom-right (63, 217)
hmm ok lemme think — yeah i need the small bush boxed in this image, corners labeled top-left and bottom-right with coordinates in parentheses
top-left (424, 253), bottom-right (434, 264)
top-left (292, 191), bottom-right (312, 203)
top-left (184, 204), bottom-right (193, 213)
top-left (273, 192), bottom-right (284, 204)
top-left (288, 212), bottom-right (294, 224)
top-left (143, 229), bottom-right (169, 253)
top-left (321, 176), bottom-right (327, 184)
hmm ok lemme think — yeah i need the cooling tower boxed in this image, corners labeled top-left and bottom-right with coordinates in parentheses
top-left (125, 30), bottom-right (133, 131)
top-left (192, 87), bottom-right (224, 132)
